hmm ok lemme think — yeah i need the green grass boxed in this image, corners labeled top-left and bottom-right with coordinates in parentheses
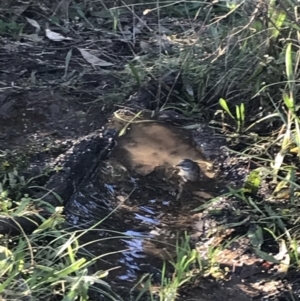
top-left (158, 234), bottom-right (200, 301)
top-left (0, 196), bottom-right (116, 300)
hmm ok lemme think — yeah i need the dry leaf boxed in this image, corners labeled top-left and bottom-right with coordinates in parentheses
top-left (77, 48), bottom-right (114, 67)
top-left (26, 17), bottom-right (41, 32)
top-left (45, 29), bottom-right (73, 42)
top-left (116, 195), bottom-right (126, 202)
top-left (193, 191), bottom-right (214, 199)
top-left (143, 9), bottom-right (152, 15)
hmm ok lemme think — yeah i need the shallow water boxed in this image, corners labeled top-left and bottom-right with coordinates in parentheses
top-left (65, 121), bottom-right (223, 299)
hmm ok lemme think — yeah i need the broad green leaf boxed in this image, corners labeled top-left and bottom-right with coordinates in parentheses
top-left (219, 98), bottom-right (234, 119)
top-left (283, 93), bottom-right (294, 112)
top-left (236, 105), bottom-right (241, 132)
top-left (236, 105), bottom-right (240, 120)
top-left (285, 43), bottom-right (294, 92)
top-left (272, 11), bottom-right (286, 38)
top-left (240, 103), bottom-right (245, 122)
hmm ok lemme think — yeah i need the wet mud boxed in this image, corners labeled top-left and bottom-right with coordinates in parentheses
top-left (64, 120), bottom-right (244, 300)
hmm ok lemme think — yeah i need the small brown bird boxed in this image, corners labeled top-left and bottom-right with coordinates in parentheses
top-left (175, 159), bottom-right (200, 182)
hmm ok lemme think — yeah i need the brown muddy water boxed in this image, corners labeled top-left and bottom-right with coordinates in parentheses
top-left (65, 121), bottom-right (227, 300)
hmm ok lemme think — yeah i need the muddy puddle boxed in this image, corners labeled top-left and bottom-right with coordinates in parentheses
top-left (62, 120), bottom-right (288, 301)
top-left (64, 120), bottom-right (229, 299)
